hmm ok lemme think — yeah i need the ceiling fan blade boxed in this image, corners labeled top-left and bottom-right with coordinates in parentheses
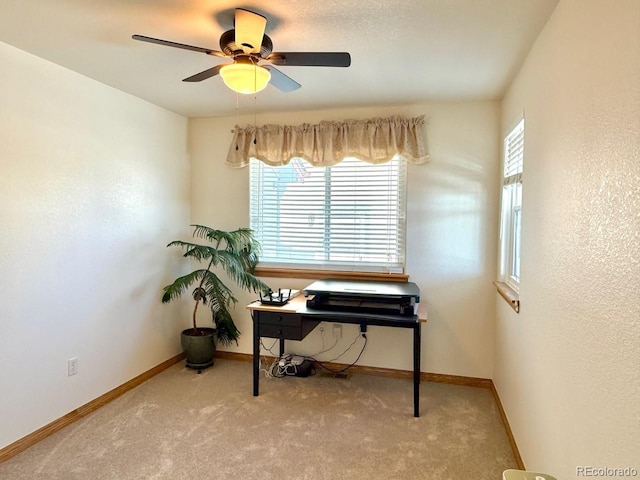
top-left (264, 66), bottom-right (301, 92)
top-left (132, 34), bottom-right (227, 58)
top-left (182, 65), bottom-right (224, 83)
top-left (266, 52), bottom-right (351, 67)
top-left (234, 8), bottom-right (267, 54)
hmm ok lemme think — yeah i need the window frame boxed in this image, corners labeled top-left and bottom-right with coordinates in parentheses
top-left (499, 118), bottom-right (524, 295)
top-left (249, 156), bottom-right (408, 275)
top-left (500, 183), bottom-right (522, 291)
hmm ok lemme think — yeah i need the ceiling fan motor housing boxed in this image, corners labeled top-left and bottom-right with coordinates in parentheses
top-left (219, 29), bottom-right (273, 58)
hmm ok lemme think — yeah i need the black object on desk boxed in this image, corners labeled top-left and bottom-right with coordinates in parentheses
top-left (259, 288), bottom-right (293, 306)
top-left (248, 279), bottom-right (423, 417)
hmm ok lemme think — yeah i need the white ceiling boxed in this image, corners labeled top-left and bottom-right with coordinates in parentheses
top-left (0, 0), bottom-right (558, 118)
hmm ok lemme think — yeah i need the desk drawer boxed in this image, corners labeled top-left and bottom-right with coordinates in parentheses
top-left (260, 324), bottom-right (302, 340)
top-left (258, 312), bottom-right (302, 327)
top-left (259, 317), bottom-right (320, 341)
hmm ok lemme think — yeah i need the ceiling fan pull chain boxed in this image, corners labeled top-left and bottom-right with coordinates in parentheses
top-left (235, 93), bottom-right (240, 151)
top-left (254, 65), bottom-right (258, 145)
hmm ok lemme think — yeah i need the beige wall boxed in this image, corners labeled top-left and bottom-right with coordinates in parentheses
top-left (189, 101), bottom-right (501, 378)
top-left (496, 0), bottom-right (640, 477)
top-left (0, 42), bottom-right (191, 449)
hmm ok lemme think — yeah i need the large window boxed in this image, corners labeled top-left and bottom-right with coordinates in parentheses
top-left (250, 156), bottom-right (407, 273)
top-left (499, 118), bottom-right (524, 292)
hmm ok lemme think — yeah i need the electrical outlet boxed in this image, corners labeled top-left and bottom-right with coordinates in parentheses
top-left (68, 357), bottom-right (78, 376)
top-left (333, 324), bottom-right (342, 339)
top-left (319, 324), bottom-right (325, 332)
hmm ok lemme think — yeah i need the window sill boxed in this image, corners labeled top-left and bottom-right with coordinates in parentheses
top-left (254, 267), bottom-right (409, 283)
top-left (493, 281), bottom-right (520, 313)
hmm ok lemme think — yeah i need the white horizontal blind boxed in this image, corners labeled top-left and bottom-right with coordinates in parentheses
top-left (504, 118), bottom-right (524, 185)
top-left (250, 156), bottom-right (407, 272)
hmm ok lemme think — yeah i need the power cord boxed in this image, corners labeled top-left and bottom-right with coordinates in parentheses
top-left (258, 321), bottom-right (367, 377)
top-left (259, 338), bottom-right (281, 378)
top-left (308, 324), bottom-right (339, 357)
top-left (272, 353), bottom-right (316, 377)
top-left (305, 330), bottom-right (368, 375)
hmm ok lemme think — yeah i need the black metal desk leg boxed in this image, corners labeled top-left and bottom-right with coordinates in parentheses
top-left (279, 338), bottom-right (285, 358)
top-left (253, 312), bottom-right (260, 396)
top-left (413, 323), bottom-right (421, 417)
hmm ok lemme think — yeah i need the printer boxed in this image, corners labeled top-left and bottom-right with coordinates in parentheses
top-left (304, 279), bottom-right (420, 318)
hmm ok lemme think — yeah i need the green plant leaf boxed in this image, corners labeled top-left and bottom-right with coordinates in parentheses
top-left (214, 309), bottom-right (240, 346)
top-left (161, 270), bottom-right (208, 303)
top-left (163, 225), bottom-right (271, 343)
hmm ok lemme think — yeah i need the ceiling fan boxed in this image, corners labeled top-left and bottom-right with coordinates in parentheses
top-left (132, 8), bottom-right (351, 94)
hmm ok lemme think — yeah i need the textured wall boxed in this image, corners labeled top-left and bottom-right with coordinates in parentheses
top-left (0, 42), bottom-right (191, 449)
top-left (189, 101), bottom-right (500, 379)
top-left (495, 0), bottom-right (640, 477)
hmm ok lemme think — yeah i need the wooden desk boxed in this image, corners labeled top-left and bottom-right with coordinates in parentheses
top-left (247, 294), bottom-right (426, 417)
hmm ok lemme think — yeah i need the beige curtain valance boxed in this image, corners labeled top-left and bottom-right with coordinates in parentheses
top-left (226, 115), bottom-right (430, 168)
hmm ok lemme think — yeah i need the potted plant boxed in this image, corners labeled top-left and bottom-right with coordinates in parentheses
top-left (162, 225), bottom-right (270, 370)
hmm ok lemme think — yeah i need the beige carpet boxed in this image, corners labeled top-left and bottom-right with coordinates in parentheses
top-left (0, 359), bottom-right (516, 479)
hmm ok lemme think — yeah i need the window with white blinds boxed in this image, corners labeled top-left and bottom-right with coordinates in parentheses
top-left (499, 118), bottom-right (525, 292)
top-left (503, 118), bottom-right (524, 185)
top-left (249, 156), bottom-right (407, 273)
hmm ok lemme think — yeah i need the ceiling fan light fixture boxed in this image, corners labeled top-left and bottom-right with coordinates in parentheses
top-left (220, 62), bottom-right (271, 94)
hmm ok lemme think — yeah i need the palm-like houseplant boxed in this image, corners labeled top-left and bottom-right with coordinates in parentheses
top-left (162, 225), bottom-right (270, 368)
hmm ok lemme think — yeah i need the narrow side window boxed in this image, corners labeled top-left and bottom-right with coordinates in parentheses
top-left (499, 119), bottom-right (524, 293)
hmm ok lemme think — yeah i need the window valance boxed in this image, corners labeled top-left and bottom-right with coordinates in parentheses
top-left (226, 115), bottom-right (430, 167)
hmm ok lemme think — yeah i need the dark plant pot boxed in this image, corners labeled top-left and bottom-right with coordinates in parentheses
top-left (181, 328), bottom-right (217, 371)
